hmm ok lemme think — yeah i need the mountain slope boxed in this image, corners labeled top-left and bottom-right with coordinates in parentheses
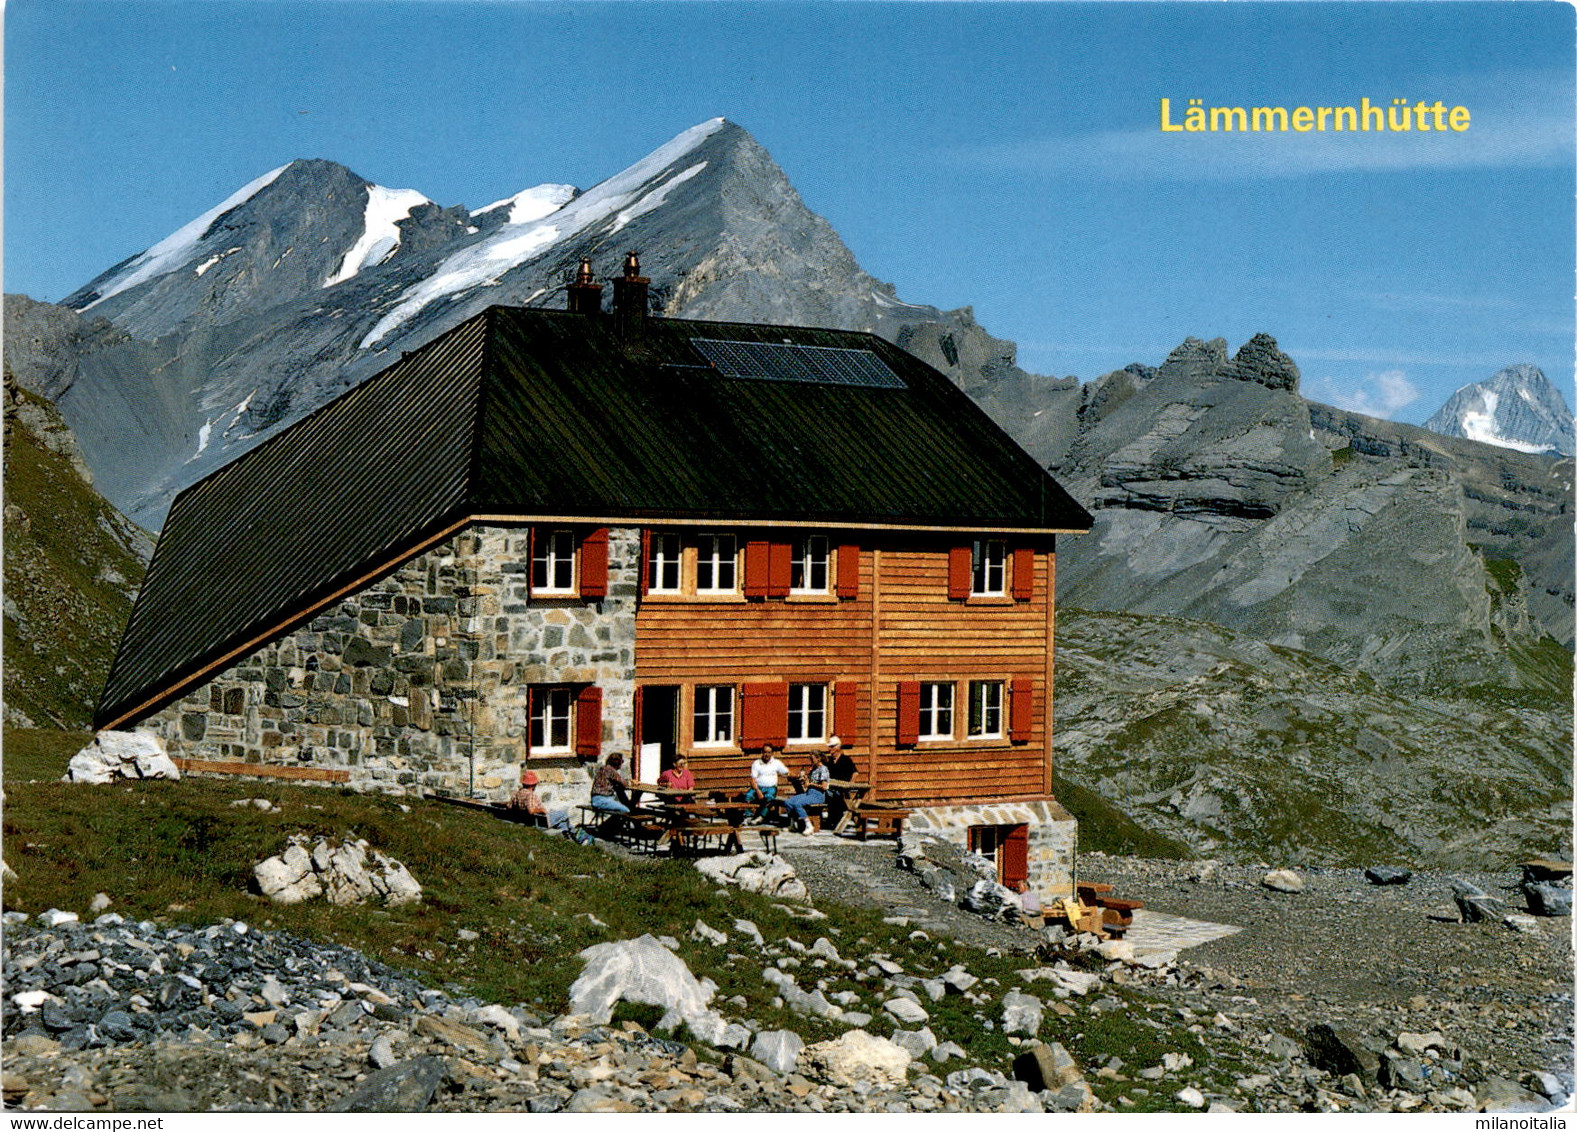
top-left (1014, 335), bottom-right (1573, 686)
top-left (1054, 607), bottom-right (1572, 869)
top-left (1423, 364), bottom-right (1575, 456)
top-left (3, 374), bottom-right (152, 728)
top-left (15, 120), bottom-right (1022, 529)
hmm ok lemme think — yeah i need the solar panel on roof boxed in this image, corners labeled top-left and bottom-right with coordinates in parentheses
top-left (691, 338), bottom-right (906, 389)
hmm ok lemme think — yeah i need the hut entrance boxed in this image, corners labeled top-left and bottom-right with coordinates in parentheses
top-left (635, 685), bottom-right (679, 782)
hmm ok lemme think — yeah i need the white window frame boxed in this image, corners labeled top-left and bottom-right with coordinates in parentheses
top-left (790, 535), bottom-right (831, 595)
top-left (693, 685), bottom-right (735, 747)
top-left (649, 532), bottom-right (682, 593)
top-left (787, 683), bottom-right (828, 743)
top-left (972, 539), bottom-right (1006, 596)
top-left (530, 686), bottom-right (575, 753)
top-left (919, 682), bottom-right (954, 741)
top-left (696, 533), bottom-right (738, 594)
top-left (532, 529), bottom-right (577, 594)
top-left (967, 680), bottom-right (1004, 739)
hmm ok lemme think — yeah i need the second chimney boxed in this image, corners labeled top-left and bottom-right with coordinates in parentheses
top-left (612, 251), bottom-right (650, 335)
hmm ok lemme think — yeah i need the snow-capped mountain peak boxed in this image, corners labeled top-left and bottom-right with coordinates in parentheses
top-left (472, 183), bottom-right (577, 226)
top-left (1423, 364), bottom-right (1575, 457)
top-left (81, 163), bottom-right (292, 310)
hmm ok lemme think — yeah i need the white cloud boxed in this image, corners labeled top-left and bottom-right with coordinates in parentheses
top-left (1311, 369), bottom-right (1421, 419)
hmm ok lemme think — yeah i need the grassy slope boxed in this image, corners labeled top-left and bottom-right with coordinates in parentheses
top-left (0, 736), bottom-right (1260, 1110)
top-left (3, 381), bottom-right (149, 729)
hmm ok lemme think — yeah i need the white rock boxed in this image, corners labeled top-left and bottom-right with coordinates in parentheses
top-left (731, 918), bottom-right (765, 946)
top-left (890, 1026), bottom-right (938, 1057)
top-left (1177, 1086), bottom-right (1206, 1108)
top-left (88, 893), bottom-right (112, 913)
top-left (690, 919), bottom-right (728, 946)
top-left (1096, 939), bottom-right (1134, 962)
top-left (39, 908), bottom-right (79, 927)
top-left (1000, 990), bottom-right (1043, 1036)
top-left (12, 990), bottom-right (54, 1012)
top-left (801, 1029), bottom-right (912, 1087)
top-left (1017, 966), bottom-right (1102, 996)
top-left (1504, 913), bottom-right (1540, 934)
top-left (942, 966), bottom-right (979, 993)
top-left (260, 976), bottom-right (290, 1007)
top-left (751, 1029), bottom-right (805, 1074)
top-left (570, 934), bottom-right (731, 1042)
top-left (810, 937), bottom-right (842, 962)
top-left (884, 997), bottom-right (930, 1025)
top-left (473, 1003), bottom-right (521, 1041)
top-left (1261, 868), bottom-right (1304, 893)
top-left (696, 853), bottom-right (809, 901)
top-left (368, 1033), bottom-right (398, 1069)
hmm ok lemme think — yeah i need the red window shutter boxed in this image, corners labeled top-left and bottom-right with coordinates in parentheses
top-left (836, 544), bottom-right (860, 598)
top-left (632, 685), bottom-right (645, 749)
top-left (768, 541), bottom-right (792, 597)
top-left (1009, 677), bottom-right (1033, 743)
top-left (833, 681), bottom-right (860, 745)
top-left (639, 530), bottom-right (652, 597)
top-left (575, 685), bottom-right (603, 759)
top-left (768, 683), bottom-right (789, 748)
top-left (1002, 825), bottom-right (1030, 888)
top-left (1012, 547), bottom-right (1035, 601)
top-left (580, 528), bottom-right (609, 599)
top-left (897, 681), bottom-right (921, 746)
top-left (947, 545), bottom-right (972, 600)
top-left (743, 539), bottom-right (770, 598)
top-left (739, 683), bottom-right (765, 750)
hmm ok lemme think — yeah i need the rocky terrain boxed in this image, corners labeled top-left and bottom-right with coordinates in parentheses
top-left (3, 842), bottom-right (1568, 1114)
top-left (1051, 608), bottom-right (1573, 868)
top-left (1021, 336), bottom-right (1574, 689)
top-left (2, 374), bottom-right (152, 729)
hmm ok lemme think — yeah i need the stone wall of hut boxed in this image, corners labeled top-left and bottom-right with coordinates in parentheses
top-left (140, 524), bottom-right (640, 809)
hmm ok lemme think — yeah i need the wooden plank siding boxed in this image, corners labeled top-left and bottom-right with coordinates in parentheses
top-left (635, 531), bottom-right (1057, 807)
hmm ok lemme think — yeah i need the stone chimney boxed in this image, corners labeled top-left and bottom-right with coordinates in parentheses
top-left (612, 252), bottom-right (650, 336)
top-left (566, 259), bottom-right (603, 314)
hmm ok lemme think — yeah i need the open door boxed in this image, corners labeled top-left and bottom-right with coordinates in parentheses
top-left (637, 685), bottom-right (679, 776)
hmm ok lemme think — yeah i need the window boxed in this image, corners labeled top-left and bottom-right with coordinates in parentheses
top-left (532, 529), bottom-right (576, 593)
top-left (968, 680), bottom-right (1004, 739)
top-left (693, 685), bottom-right (735, 746)
top-left (696, 534), bottom-right (738, 593)
top-left (790, 536), bottom-right (830, 594)
top-left (648, 532), bottom-right (682, 593)
top-left (919, 682), bottom-right (954, 741)
top-left (787, 683), bottom-right (827, 743)
top-left (530, 686), bottom-right (574, 753)
top-left (972, 540), bottom-right (1006, 596)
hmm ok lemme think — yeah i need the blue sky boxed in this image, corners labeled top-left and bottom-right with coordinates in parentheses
top-left (6, 1), bottom-right (1573, 423)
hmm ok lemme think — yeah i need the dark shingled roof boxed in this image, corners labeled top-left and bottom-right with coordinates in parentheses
top-left (98, 306), bottom-right (1091, 727)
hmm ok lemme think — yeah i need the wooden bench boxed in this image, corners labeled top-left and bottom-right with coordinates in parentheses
top-left (670, 820), bottom-right (744, 855)
top-left (853, 807), bottom-right (910, 840)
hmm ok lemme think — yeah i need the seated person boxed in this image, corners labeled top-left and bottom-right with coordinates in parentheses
top-left (784, 751), bottom-right (832, 834)
top-left (508, 769), bottom-right (547, 824)
top-left (589, 752), bottom-right (632, 815)
top-left (510, 769), bottom-right (572, 832)
top-left (744, 744), bottom-right (790, 823)
top-left (823, 736), bottom-right (860, 825)
top-left (656, 754), bottom-right (696, 803)
top-left (1012, 880), bottom-right (1043, 922)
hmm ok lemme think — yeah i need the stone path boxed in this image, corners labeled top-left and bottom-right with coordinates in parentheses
top-left (1122, 908), bottom-right (1242, 957)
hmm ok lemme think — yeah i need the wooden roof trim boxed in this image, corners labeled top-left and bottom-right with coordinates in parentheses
top-left (468, 513), bottom-right (1090, 535)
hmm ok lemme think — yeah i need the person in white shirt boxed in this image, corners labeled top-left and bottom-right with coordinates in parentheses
top-left (745, 744), bottom-right (791, 823)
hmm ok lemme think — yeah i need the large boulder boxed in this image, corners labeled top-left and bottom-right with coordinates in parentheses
top-left (1303, 1024), bottom-right (1384, 1084)
top-left (65, 731), bottom-right (181, 784)
top-left (693, 852), bottom-right (809, 902)
top-left (1523, 882), bottom-right (1572, 917)
top-left (253, 835), bottom-right (420, 907)
top-left (750, 1030), bottom-right (804, 1074)
top-left (1012, 1041), bottom-right (1083, 1093)
top-left (570, 935), bottom-right (747, 1049)
top-left (1000, 990), bottom-right (1043, 1036)
top-left (1261, 869), bottom-right (1304, 894)
top-left (801, 1029), bottom-right (911, 1087)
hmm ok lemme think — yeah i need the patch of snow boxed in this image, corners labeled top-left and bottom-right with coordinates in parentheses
top-left (185, 420), bottom-right (214, 464)
top-left (610, 162), bottom-right (706, 234)
top-left (84, 165), bottom-right (290, 309)
top-left (524, 288), bottom-right (548, 306)
top-left (1460, 390), bottom-right (1551, 453)
top-left (361, 119), bottom-right (726, 348)
top-left (326, 185), bottom-right (432, 287)
top-left (473, 183), bottom-right (577, 225)
top-left (871, 290), bottom-right (928, 310)
top-left (222, 389), bottom-right (258, 438)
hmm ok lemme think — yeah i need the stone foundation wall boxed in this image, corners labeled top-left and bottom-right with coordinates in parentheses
top-left (141, 524), bottom-right (639, 807)
top-left (905, 799), bottom-right (1077, 899)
